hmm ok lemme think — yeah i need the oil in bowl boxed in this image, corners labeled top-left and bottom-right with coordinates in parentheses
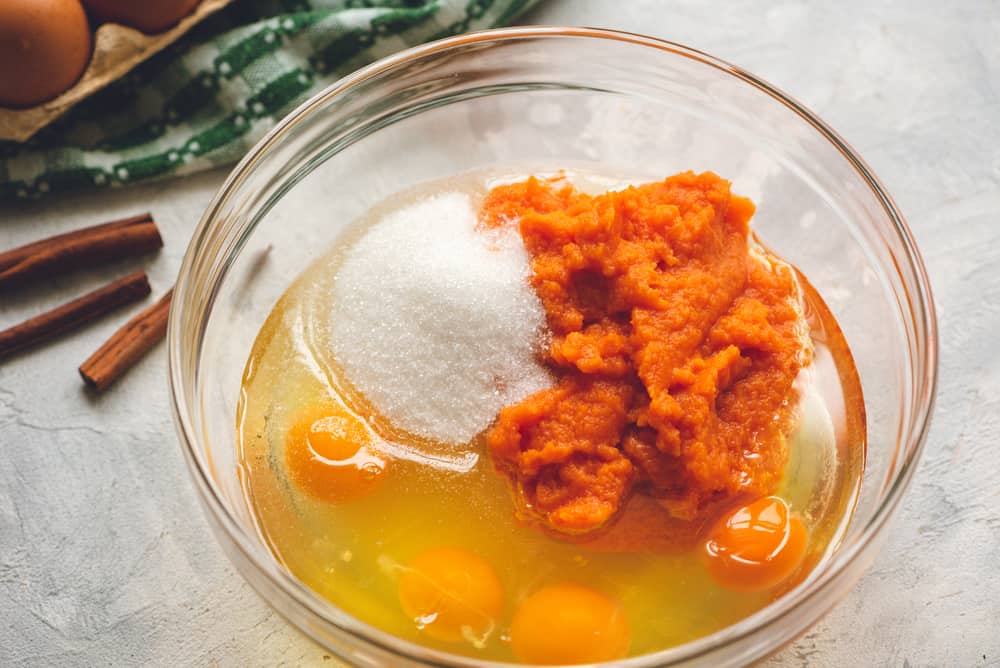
top-left (236, 168), bottom-right (865, 664)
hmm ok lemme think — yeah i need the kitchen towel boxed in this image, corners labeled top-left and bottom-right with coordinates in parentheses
top-left (0, 0), bottom-right (538, 199)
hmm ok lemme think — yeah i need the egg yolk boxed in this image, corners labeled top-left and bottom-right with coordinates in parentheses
top-left (397, 547), bottom-right (505, 645)
top-left (285, 402), bottom-right (386, 503)
top-left (703, 496), bottom-right (808, 592)
top-left (510, 583), bottom-right (630, 665)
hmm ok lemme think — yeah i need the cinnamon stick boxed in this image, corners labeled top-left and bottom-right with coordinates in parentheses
top-left (0, 270), bottom-right (151, 359)
top-left (0, 213), bottom-right (162, 291)
top-left (79, 288), bottom-right (173, 392)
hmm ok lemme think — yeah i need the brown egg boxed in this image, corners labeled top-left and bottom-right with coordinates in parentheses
top-left (0, 0), bottom-right (92, 108)
top-left (82, 0), bottom-right (201, 34)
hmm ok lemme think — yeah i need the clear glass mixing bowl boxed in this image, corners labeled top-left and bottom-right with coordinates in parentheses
top-left (167, 27), bottom-right (937, 667)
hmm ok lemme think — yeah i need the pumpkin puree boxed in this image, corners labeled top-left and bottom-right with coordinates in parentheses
top-left (482, 172), bottom-right (810, 535)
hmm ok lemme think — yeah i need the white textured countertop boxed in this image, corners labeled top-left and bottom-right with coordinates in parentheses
top-left (2, 1), bottom-right (997, 666)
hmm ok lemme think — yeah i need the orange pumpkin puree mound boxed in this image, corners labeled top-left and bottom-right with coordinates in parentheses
top-left (481, 171), bottom-right (811, 536)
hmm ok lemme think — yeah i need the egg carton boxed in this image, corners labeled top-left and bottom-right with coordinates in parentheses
top-left (0, 0), bottom-right (234, 143)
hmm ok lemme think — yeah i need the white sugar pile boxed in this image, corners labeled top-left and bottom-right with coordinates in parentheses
top-left (328, 192), bottom-right (553, 444)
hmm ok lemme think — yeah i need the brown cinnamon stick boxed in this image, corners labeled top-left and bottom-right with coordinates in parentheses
top-left (0, 270), bottom-right (151, 360)
top-left (0, 213), bottom-right (162, 291)
top-left (79, 288), bottom-right (173, 392)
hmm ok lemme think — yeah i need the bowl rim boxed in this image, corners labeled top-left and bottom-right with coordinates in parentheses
top-left (167, 25), bottom-right (939, 667)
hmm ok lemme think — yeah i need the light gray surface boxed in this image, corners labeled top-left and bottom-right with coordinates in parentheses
top-left (1, 1), bottom-right (996, 666)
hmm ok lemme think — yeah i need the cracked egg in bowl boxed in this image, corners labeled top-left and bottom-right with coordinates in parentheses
top-left (169, 27), bottom-right (936, 668)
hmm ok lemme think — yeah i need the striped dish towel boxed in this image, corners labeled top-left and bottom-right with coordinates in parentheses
top-left (0, 0), bottom-right (539, 200)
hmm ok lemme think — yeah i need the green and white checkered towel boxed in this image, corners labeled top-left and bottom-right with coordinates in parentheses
top-left (0, 0), bottom-right (538, 200)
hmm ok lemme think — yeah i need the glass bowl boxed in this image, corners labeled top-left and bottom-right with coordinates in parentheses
top-left (167, 26), bottom-right (937, 667)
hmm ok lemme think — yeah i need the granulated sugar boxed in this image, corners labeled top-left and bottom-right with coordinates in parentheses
top-left (328, 192), bottom-right (552, 444)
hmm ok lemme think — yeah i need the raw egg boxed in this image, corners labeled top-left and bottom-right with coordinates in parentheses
top-left (284, 401), bottom-right (386, 503)
top-left (398, 547), bottom-right (504, 645)
top-left (81, 0), bottom-right (200, 34)
top-left (703, 496), bottom-right (808, 592)
top-left (510, 583), bottom-right (630, 664)
top-left (0, 0), bottom-right (92, 108)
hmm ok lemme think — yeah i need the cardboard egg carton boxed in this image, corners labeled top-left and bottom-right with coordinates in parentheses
top-left (0, 0), bottom-right (234, 143)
